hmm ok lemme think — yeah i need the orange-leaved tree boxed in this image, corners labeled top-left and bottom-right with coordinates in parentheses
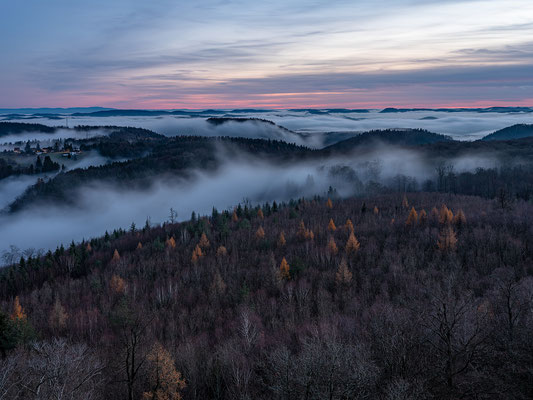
top-left (437, 226), bottom-right (458, 251)
top-left (191, 245), bottom-right (203, 263)
top-left (11, 296), bottom-right (26, 321)
top-left (327, 219), bottom-right (337, 232)
top-left (344, 219), bottom-right (354, 233)
top-left (454, 209), bottom-right (466, 227)
top-left (216, 245), bottom-right (227, 257)
top-left (110, 274), bottom-right (126, 294)
top-left (166, 237), bottom-right (176, 249)
top-left (199, 232), bottom-right (210, 249)
top-left (327, 237), bottom-right (339, 256)
top-left (279, 258), bottom-right (290, 280)
top-left (143, 342), bottom-right (186, 400)
top-left (406, 207), bottom-right (418, 226)
top-left (345, 232), bottom-right (361, 255)
top-left (255, 226), bottom-right (265, 240)
top-left (439, 204), bottom-right (454, 225)
top-left (112, 249), bottom-right (121, 262)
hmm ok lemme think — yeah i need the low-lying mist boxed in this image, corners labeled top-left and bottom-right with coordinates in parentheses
top-left (6, 110), bottom-right (533, 144)
top-left (0, 145), bottom-right (505, 260)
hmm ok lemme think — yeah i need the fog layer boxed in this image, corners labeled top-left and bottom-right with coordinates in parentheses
top-left (5, 110), bottom-right (533, 145)
top-left (0, 145), bottom-right (503, 258)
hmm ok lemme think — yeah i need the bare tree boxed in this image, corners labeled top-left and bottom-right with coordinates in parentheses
top-left (21, 338), bottom-right (104, 400)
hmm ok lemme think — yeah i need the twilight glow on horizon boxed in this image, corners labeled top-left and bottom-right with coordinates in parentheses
top-left (1, 0), bottom-right (533, 109)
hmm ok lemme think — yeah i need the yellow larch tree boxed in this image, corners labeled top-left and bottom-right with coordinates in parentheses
top-left (191, 245), bottom-right (203, 263)
top-left (137, 242), bottom-right (143, 250)
top-left (345, 232), bottom-right (361, 255)
top-left (405, 207), bottom-right (418, 226)
top-left (437, 226), bottom-right (458, 251)
top-left (232, 211), bottom-right (239, 223)
top-left (454, 209), bottom-right (466, 226)
top-left (257, 209), bottom-right (264, 220)
top-left (255, 226), bottom-right (265, 240)
top-left (327, 237), bottom-right (339, 256)
top-left (143, 342), bottom-right (186, 400)
top-left (216, 245), bottom-right (227, 257)
top-left (279, 258), bottom-right (290, 280)
top-left (327, 218), bottom-right (337, 232)
top-left (166, 237), bottom-right (176, 249)
top-left (439, 205), bottom-right (454, 225)
top-left (326, 198), bottom-right (333, 209)
top-left (11, 296), bottom-right (26, 321)
top-left (86, 243), bottom-right (92, 252)
top-left (110, 274), bottom-right (126, 294)
top-left (335, 259), bottom-right (353, 286)
top-left (344, 219), bottom-right (354, 233)
top-left (198, 232), bottom-right (210, 249)
top-left (112, 249), bottom-right (121, 262)
top-left (373, 206), bottom-right (379, 215)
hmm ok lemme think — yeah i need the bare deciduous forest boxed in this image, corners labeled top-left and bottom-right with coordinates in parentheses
top-left (1, 192), bottom-right (532, 399)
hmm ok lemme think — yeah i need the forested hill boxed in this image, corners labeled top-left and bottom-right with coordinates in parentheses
top-left (0, 193), bottom-right (532, 399)
top-left (323, 128), bottom-right (453, 152)
top-left (6, 129), bottom-right (533, 213)
top-left (480, 123), bottom-right (533, 141)
top-left (7, 136), bottom-right (314, 212)
top-left (0, 122), bottom-right (56, 136)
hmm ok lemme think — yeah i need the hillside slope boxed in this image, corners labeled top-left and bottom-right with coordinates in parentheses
top-left (481, 124), bottom-right (533, 141)
top-left (0, 193), bottom-right (532, 399)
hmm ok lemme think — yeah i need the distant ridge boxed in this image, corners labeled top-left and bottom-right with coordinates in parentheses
top-left (0, 107), bottom-right (113, 114)
top-left (380, 107), bottom-right (533, 113)
top-left (481, 124), bottom-right (533, 141)
top-left (71, 109), bottom-right (228, 117)
top-left (206, 117), bottom-right (292, 131)
top-left (324, 128), bottom-right (453, 152)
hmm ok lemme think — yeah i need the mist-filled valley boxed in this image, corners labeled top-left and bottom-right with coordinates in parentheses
top-left (1, 117), bottom-right (533, 259)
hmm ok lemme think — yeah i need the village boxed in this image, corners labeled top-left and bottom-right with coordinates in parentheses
top-left (9, 140), bottom-right (82, 158)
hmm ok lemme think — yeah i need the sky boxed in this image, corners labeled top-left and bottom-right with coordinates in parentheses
top-left (1, 0), bottom-right (533, 109)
